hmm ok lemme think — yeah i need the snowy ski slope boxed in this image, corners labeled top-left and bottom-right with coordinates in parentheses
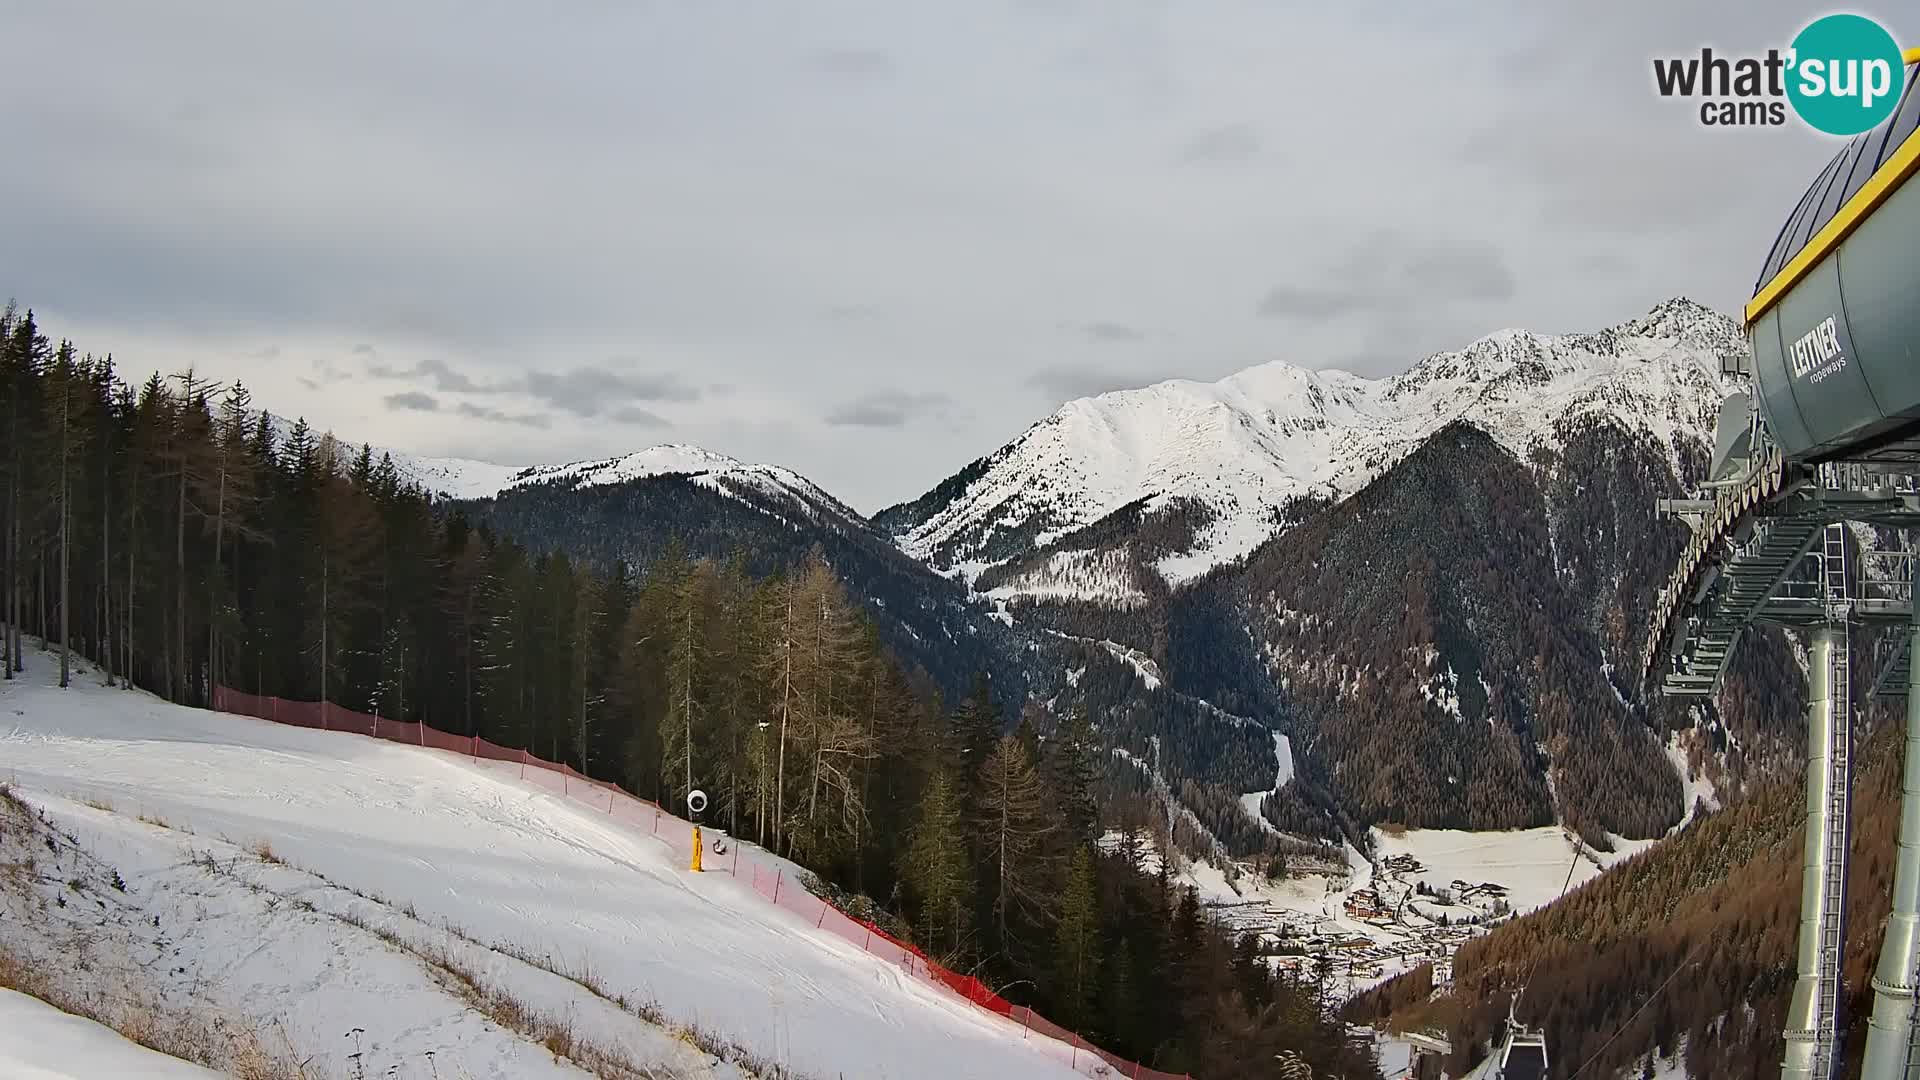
top-left (0, 659), bottom-right (1088, 1080)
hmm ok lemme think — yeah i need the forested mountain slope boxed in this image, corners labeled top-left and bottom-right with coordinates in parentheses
top-left (450, 452), bottom-right (1029, 715)
top-left (1350, 703), bottom-right (1905, 1080)
top-left (934, 303), bottom-right (1807, 848)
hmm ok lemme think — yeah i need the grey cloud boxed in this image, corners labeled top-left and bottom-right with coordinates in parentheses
top-left (385, 390), bottom-right (440, 412)
top-left (1403, 249), bottom-right (1515, 302)
top-left (810, 48), bottom-right (893, 77)
top-left (524, 366), bottom-right (701, 417)
top-left (413, 357), bottom-right (491, 394)
top-left (0, 1), bottom-right (1836, 514)
top-left (1177, 125), bottom-right (1261, 164)
top-left (1258, 243), bottom-right (1518, 322)
top-left (1575, 252), bottom-right (1635, 278)
top-left (310, 354), bottom-right (350, 383)
top-left (1256, 287), bottom-right (1375, 323)
top-left (1026, 366), bottom-right (1154, 400)
top-left (1082, 321), bottom-right (1145, 343)
top-left (825, 390), bottom-right (951, 428)
top-left (455, 402), bottom-right (550, 428)
top-left (363, 354), bottom-right (503, 394)
top-left (610, 405), bottom-right (670, 426)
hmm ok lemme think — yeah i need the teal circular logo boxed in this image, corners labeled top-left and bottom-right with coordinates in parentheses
top-left (1786, 14), bottom-right (1907, 135)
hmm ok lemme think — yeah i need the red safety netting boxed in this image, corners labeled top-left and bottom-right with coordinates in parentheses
top-left (211, 687), bottom-right (1189, 1079)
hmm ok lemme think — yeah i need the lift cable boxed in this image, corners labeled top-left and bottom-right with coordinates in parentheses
top-left (1561, 941), bottom-right (1708, 1080)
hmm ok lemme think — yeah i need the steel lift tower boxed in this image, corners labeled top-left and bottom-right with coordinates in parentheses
top-left (1646, 53), bottom-right (1920, 1080)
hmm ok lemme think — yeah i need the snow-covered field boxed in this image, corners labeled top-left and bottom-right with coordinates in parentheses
top-left (1370, 825), bottom-right (1623, 915)
top-left (0, 988), bottom-right (222, 1079)
top-left (0, 655), bottom-right (1090, 1080)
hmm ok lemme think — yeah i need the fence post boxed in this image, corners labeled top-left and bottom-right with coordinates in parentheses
top-left (520, 749), bottom-right (527, 781)
top-left (1071, 1034), bottom-right (1078, 1069)
top-left (731, 844), bottom-right (739, 876)
top-left (653, 809), bottom-right (660, 834)
top-left (863, 924), bottom-right (872, 951)
top-left (773, 869), bottom-right (782, 904)
top-left (471, 734), bottom-right (477, 761)
top-left (373, 712), bottom-right (380, 741)
top-left (1020, 1007), bottom-right (1029, 1039)
top-left (816, 901), bottom-right (827, 928)
top-left (418, 721), bottom-right (424, 747)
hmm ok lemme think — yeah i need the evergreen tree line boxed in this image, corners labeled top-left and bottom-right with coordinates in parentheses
top-left (0, 306), bottom-right (1377, 1078)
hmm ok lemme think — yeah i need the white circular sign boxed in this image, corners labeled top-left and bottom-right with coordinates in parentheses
top-left (687, 789), bottom-right (708, 815)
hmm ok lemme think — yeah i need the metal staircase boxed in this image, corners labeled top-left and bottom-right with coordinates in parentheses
top-left (1876, 634), bottom-right (1914, 700)
top-left (1815, 524), bottom-right (1855, 1079)
top-left (1661, 514), bottom-right (1825, 696)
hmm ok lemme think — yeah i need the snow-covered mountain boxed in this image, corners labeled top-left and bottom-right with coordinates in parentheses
top-left (389, 443), bottom-right (857, 521)
top-left (879, 298), bottom-right (1740, 599)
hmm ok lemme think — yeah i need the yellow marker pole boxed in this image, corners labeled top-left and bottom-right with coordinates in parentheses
top-left (1906, 47), bottom-right (1920, 65)
top-left (690, 826), bottom-right (703, 872)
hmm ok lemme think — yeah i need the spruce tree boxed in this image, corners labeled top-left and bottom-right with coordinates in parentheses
top-left (903, 768), bottom-right (972, 958)
top-left (1045, 707), bottom-right (1102, 846)
top-left (1052, 845), bottom-right (1101, 1029)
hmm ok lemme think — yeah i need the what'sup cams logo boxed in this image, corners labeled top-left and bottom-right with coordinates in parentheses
top-left (1653, 13), bottom-right (1909, 134)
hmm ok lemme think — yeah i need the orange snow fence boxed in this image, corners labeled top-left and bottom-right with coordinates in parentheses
top-left (210, 687), bottom-right (1190, 1080)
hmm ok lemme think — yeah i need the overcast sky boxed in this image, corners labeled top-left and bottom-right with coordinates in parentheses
top-left (0, 1), bottom-right (1875, 511)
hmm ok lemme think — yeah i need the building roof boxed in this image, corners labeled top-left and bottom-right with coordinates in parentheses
top-left (1749, 57), bottom-right (1920, 323)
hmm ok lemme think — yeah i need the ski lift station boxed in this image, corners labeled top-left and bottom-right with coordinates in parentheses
top-left (1644, 48), bottom-right (1920, 1080)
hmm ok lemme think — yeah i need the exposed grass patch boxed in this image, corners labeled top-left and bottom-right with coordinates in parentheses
top-left (250, 838), bottom-right (283, 865)
top-left (417, 940), bottom-right (682, 1080)
top-left (0, 930), bottom-right (311, 1077)
top-left (82, 796), bottom-right (115, 814)
top-left (0, 783), bottom-right (30, 823)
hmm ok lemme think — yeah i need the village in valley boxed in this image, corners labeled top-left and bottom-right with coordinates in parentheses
top-left (1102, 822), bottom-right (1618, 1000)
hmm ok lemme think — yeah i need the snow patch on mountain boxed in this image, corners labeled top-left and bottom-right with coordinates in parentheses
top-left (891, 298), bottom-right (1733, 596)
top-left (1238, 730), bottom-right (1295, 831)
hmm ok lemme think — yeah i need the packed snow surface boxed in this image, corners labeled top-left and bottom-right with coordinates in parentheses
top-left (896, 298), bottom-right (1735, 591)
top-left (0, 988), bottom-right (221, 1079)
top-left (0, 661), bottom-right (1088, 1080)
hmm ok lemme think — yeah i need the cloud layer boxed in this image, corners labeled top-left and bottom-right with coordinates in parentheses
top-left (0, 0), bottom-right (1839, 511)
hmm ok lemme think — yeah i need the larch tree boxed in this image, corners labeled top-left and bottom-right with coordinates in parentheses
top-left (974, 734), bottom-right (1060, 954)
